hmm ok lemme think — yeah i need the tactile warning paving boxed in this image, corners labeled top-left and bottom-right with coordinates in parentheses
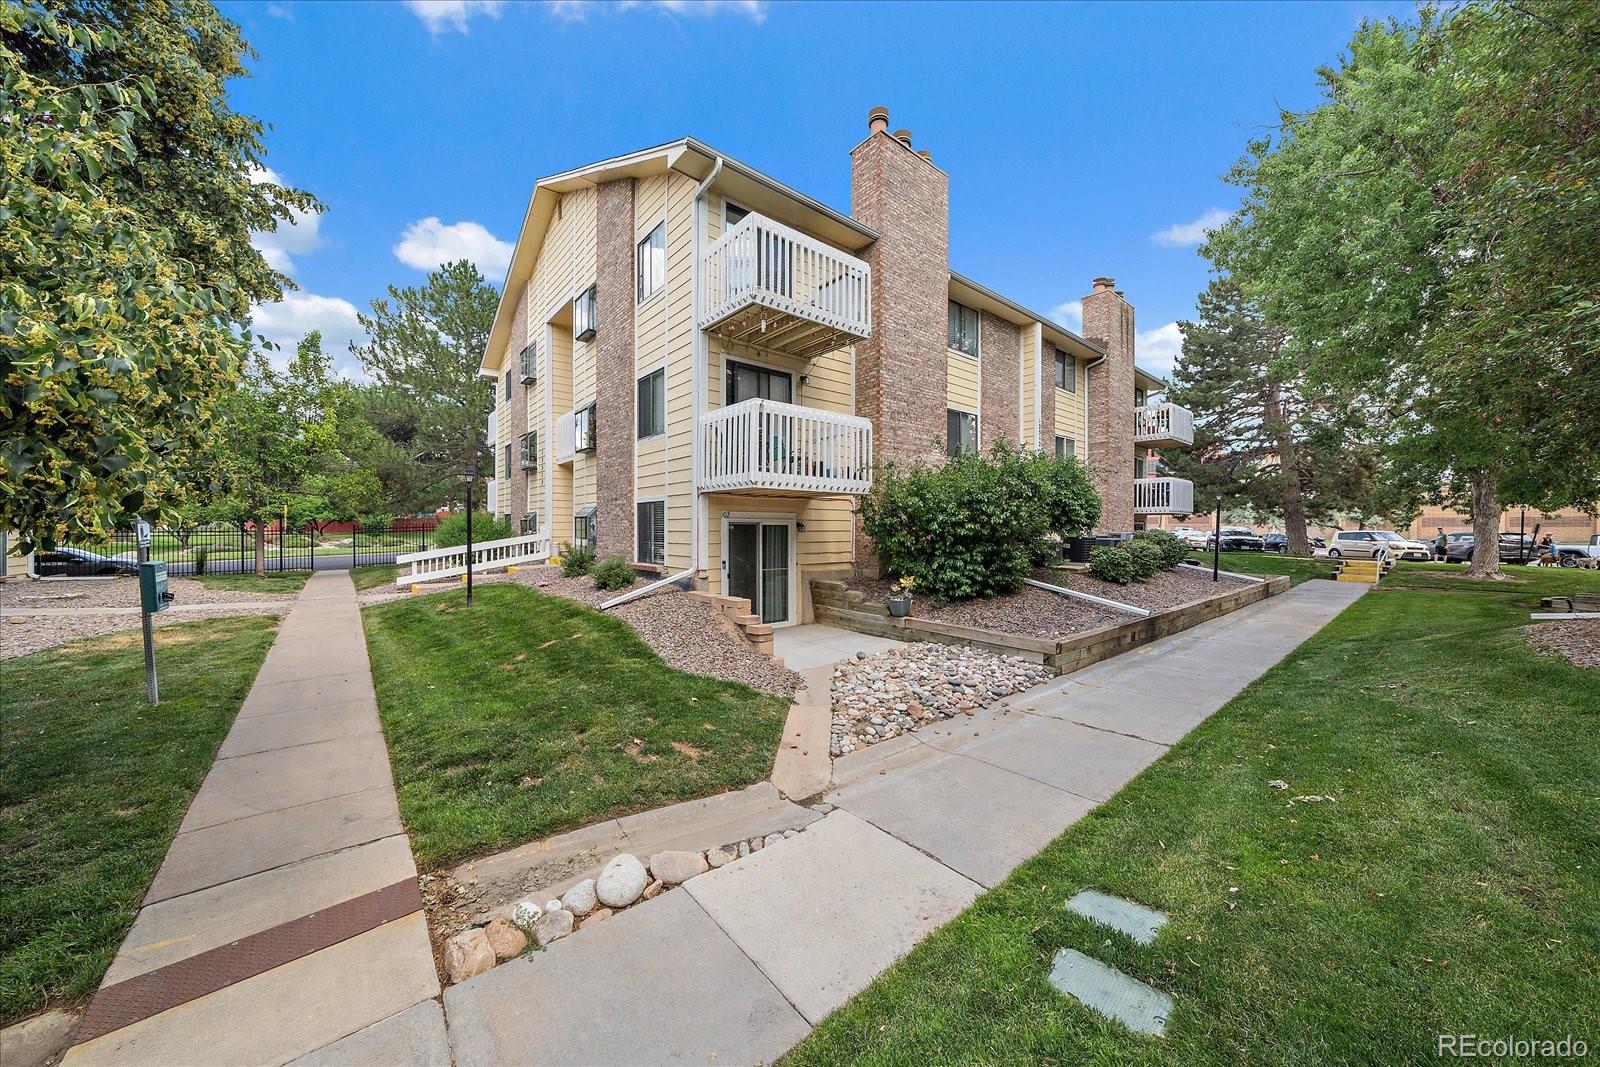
top-left (72, 878), bottom-right (422, 1046)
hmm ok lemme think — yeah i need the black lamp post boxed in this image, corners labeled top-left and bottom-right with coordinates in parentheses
top-left (1212, 493), bottom-right (1224, 582)
top-left (465, 452), bottom-right (477, 606)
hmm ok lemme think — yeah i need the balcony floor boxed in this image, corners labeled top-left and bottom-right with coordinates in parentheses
top-left (702, 299), bottom-right (867, 361)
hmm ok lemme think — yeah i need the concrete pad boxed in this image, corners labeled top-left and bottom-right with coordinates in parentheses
top-left (146, 785), bottom-right (402, 903)
top-left (829, 752), bottom-right (1094, 886)
top-left (770, 699), bottom-right (833, 801)
top-left (0, 1009), bottom-right (77, 1067)
top-left (108, 836), bottom-right (416, 984)
top-left (63, 913), bottom-right (438, 1067)
top-left (1074, 665), bottom-right (1250, 706)
top-left (773, 623), bottom-right (903, 670)
top-left (178, 732), bottom-right (395, 831)
top-left (938, 716), bottom-right (1169, 802)
top-left (828, 729), bottom-right (941, 787)
top-left (445, 891), bottom-right (808, 1066)
top-left (1065, 889), bottom-right (1168, 945)
top-left (1047, 948), bottom-right (1173, 1037)
top-left (1029, 684), bottom-right (1211, 746)
top-left (685, 810), bottom-right (980, 1023)
top-left (289, 998), bottom-right (449, 1067)
top-left (239, 673), bottom-right (376, 718)
top-left (216, 696), bottom-right (381, 758)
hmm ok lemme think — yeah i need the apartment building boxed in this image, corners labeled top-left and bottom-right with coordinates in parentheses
top-left (481, 108), bottom-right (1194, 626)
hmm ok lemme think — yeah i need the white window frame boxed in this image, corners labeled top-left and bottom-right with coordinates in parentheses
top-left (947, 299), bottom-right (980, 359)
top-left (719, 511), bottom-right (799, 628)
top-left (1055, 434), bottom-right (1075, 459)
top-left (722, 198), bottom-right (751, 232)
top-left (946, 407), bottom-right (978, 457)
top-left (636, 221), bottom-right (666, 305)
top-left (1054, 349), bottom-right (1076, 393)
top-left (635, 498), bottom-right (666, 565)
top-left (636, 366), bottom-right (666, 440)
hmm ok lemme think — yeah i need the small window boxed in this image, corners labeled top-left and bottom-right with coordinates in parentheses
top-left (946, 409), bottom-right (977, 457)
top-left (1055, 435), bottom-right (1075, 459)
top-left (1135, 455), bottom-right (1147, 480)
top-left (519, 342), bottom-right (537, 383)
top-left (637, 368), bottom-right (666, 439)
top-left (573, 403), bottom-right (596, 453)
top-left (1055, 349), bottom-right (1075, 392)
top-left (503, 442), bottom-right (512, 480)
top-left (637, 221), bottom-right (666, 304)
top-left (947, 300), bottom-right (979, 358)
top-left (636, 500), bottom-right (665, 565)
top-left (503, 369), bottom-right (512, 401)
top-left (723, 200), bottom-right (749, 229)
top-left (519, 431), bottom-right (537, 471)
top-left (520, 512), bottom-right (539, 535)
top-left (574, 505), bottom-right (597, 549)
top-left (573, 284), bottom-right (597, 342)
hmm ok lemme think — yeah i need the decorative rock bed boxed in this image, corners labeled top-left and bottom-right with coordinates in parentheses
top-left (829, 642), bottom-right (1052, 757)
top-left (442, 829), bottom-right (809, 984)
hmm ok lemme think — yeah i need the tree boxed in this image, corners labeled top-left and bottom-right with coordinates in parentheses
top-left (1, 1), bottom-right (318, 550)
top-left (1209, 2), bottom-right (1600, 577)
top-left (353, 261), bottom-right (498, 510)
top-left (1162, 276), bottom-right (1380, 554)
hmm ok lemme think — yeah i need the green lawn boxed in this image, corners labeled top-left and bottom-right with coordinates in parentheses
top-left (191, 570), bottom-right (309, 595)
top-left (788, 567), bottom-right (1600, 1066)
top-left (1186, 549), bottom-right (1334, 585)
top-left (0, 617), bottom-right (278, 1024)
top-left (361, 584), bottom-right (791, 870)
top-left (350, 564), bottom-right (398, 592)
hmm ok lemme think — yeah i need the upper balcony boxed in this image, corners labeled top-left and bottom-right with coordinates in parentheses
top-left (698, 212), bottom-right (872, 360)
top-left (1133, 402), bottom-right (1194, 448)
top-left (1134, 476), bottom-right (1195, 516)
top-left (699, 398), bottom-right (873, 496)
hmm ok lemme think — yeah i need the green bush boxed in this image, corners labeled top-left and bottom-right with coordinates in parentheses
top-left (590, 556), bottom-right (637, 591)
top-left (192, 545), bottom-right (209, 575)
top-left (1132, 528), bottom-right (1188, 569)
top-left (1126, 539), bottom-right (1163, 579)
top-left (359, 514), bottom-right (395, 534)
top-left (432, 511), bottom-right (512, 548)
top-left (859, 446), bottom-right (1053, 602)
top-left (1026, 452), bottom-right (1102, 540)
top-left (1088, 545), bottom-right (1137, 584)
top-left (560, 541), bottom-right (595, 577)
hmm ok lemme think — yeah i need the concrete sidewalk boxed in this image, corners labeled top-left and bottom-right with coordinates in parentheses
top-left (444, 579), bottom-right (1366, 1063)
top-left (63, 570), bottom-right (443, 1067)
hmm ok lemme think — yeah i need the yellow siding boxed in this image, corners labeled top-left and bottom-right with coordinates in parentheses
top-left (702, 493), bottom-right (855, 606)
top-left (548, 328), bottom-right (573, 542)
top-left (947, 349), bottom-right (979, 413)
top-left (1020, 326), bottom-right (1038, 448)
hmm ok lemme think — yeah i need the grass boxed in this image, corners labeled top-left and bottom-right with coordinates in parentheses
top-left (350, 564), bottom-right (398, 592)
top-left (190, 570), bottom-right (309, 595)
top-left (1186, 549), bottom-right (1333, 585)
top-left (787, 567), bottom-right (1600, 1066)
top-left (0, 617), bottom-right (278, 1024)
top-left (361, 583), bottom-right (791, 870)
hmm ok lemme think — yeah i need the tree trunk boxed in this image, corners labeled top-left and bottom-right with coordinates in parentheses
top-left (1265, 380), bottom-right (1311, 555)
top-left (254, 522), bottom-right (267, 578)
top-left (1466, 470), bottom-right (1503, 580)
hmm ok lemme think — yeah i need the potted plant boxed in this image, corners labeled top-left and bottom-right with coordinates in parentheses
top-left (886, 575), bottom-right (915, 618)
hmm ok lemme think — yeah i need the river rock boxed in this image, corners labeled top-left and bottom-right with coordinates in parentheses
top-left (706, 845), bottom-right (736, 868)
top-left (561, 878), bottom-right (597, 916)
top-left (509, 900), bottom-right (542, 933)
top-left (534, 908), bottom-right (574, 946)
top-left (582, 907), bottom-right (614, 928)
top-left (445, 928), bottom-right (495, 983)
top-left (649, 850), bottom-right (710, 885)
top-left (484, 918), bottom-right (527, 960)
top-left (596, 853), bottom-right (649, 908)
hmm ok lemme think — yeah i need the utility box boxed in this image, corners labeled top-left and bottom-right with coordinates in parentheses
top-left (139, 561), bottom-right (171, 614)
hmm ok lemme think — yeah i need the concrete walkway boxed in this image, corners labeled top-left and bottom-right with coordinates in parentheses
top-left (63, 571), bottom-right (443, 1067)
top-left (444, 579), bottom-right (1366, 1063)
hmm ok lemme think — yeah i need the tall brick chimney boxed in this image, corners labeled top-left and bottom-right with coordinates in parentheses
top-left (850, 107), bottom-right (949, 465)
top-left (1081, 276), bottom-right (1136, 532)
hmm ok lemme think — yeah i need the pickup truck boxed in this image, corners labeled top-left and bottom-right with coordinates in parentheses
top-left (1552, 534), bottom-right (1600, 567)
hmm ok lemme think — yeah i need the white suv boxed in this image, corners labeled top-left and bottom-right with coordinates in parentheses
top-left (1169, 526), bottom-right (1209, 548)
top-left (1327, 530), bottom-right (1432, 561)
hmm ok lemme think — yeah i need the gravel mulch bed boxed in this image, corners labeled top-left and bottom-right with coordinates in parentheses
top-left (845, 576), bottom-right (1123, 640)
top-left (2, 607), bottom-right (284, 661)
top-left (1524, 619), bottom-right (1600, 670)
top-left (1035, 565), bottom-right (1252, 611)
top-left (5, 575), bottom-right (296, 611)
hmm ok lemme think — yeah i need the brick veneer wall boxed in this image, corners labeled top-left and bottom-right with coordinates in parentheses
top-left (1038, 340), bottom-right (1056, 454)
top-left (1081, 279), bottom-right (1135, 532)
top-left (979, 311), bottom-right (1020, 451)
top-left (508, 291), bottom-right (530, 522)
top-left (595, 178), bottom-right (636, 559)
top-left (850, 130), bottom-right (949, 465)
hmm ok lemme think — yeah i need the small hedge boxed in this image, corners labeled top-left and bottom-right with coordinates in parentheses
top-left (432, 511), bottom-right (512, 548)
top-left (1087, 545), bottom-right (1137, 584)
top-left (1126, 539), bottom-right (1164, 580)
top-left (1132, 528), bottom-right (1188, 569)
top-left (590, 556), bottom-right (636, 591)
top-left (560, 541), bottom-right (596, 577)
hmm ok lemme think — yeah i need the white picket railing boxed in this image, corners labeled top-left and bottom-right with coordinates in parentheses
top-left (1133, 402), bottom-right (1195, 447)
top-left (395, 530), bottom-right (551, 587)
top-left (1133, 477), bottom-right (1195, 516)
top-left (699, 398), bottom-right (873, 495)
top-left (699, 211), bottom-right (871, 359)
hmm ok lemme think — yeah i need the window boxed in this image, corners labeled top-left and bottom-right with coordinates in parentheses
top-left (520, 512), bottom-right (539, 535)
top-left (574, 505), bottom-right (596, 549)
top-left (1055, 435), bottom-right (1075, 459)
top-left (573, 284), bottom-right (597, 342)
top-left (519, 431), bottom-right (537, 471)
top-left (637, 368), bottom-right (666, 439)
top-left (503, 369), bottom-right (512, 401)
top-left (636, 500), bottom-right (666, 564)
top-left (503, 442), bottom-right (512, 480)
top-left (723, 200), bottom-right (749, 229)
top-left (1135, 455), bottom-right (1146, 480)
top-left (725, 360), bottom-right (793, 405)
top-left (947, 299), bottom-right (979, 357)
top-left (946, 409), bottom-right (977, 457)
top-left (573, 403), bottom-right (596, 453)
top-left (1054, 349), bottom-right (1075, 392)
top-left (636, 221), bottom-right (665, 304)
top-left (1135, 386), bottom-right (1147, 407)
top-left (519, 342), bottom-right (537, 383)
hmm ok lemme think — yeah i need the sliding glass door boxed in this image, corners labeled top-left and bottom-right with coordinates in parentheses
top-left (725, 519), bottom-right (792, 625)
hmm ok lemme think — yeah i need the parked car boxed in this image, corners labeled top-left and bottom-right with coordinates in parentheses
top-left (1263, 533), bottom-right (1327, 555)
top-left (1444, 533), bottom-right (1539, 565)
top-left (1169, 526), bottom-right (1209, 548)
top-left (1327, 530), bottom-right (1432, 561)
top-left (1206, 527), bottom-right (1266, 552)
top-left (32, 547), bottom-right (140, 578)
top-left (1551, 534), bottom-right (1600, 567)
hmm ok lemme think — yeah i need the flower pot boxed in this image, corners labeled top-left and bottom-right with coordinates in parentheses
top-left (886, 595), bottom-right (911, 618)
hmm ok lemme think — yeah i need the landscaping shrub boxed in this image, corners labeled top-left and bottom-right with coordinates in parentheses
top-left (1025, 452), bottom-right (1102, 541)
top-left (1088, 544), bottom-right (1137, 584)
top-left (560, 541), bottom-right (596, 577)
top-left (590, 556), bottom-right (636, 591)
top-left (432, 511), bottom-right (511, 548)
top-left (1133, 528), bottom-right (1188, 569)
top-left (860, 446), bottom-right (1052, 602)
top-left (359, 514), bottom-right (394, 534)
top-left (1126, 539), bottom-right (1164, 579)
top-left (192, 545), bottom-right (209, 575)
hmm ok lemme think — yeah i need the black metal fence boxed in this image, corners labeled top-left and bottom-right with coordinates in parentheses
top-left (32, 521), bottom-right (432, 578)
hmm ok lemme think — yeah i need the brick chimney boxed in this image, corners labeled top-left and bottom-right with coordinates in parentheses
top-left (1081, 276), bottom-right (1136, 532)
top-left (850, 106), bottom-right (949, 465)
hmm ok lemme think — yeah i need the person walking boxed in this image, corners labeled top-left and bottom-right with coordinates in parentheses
top-left (1538, 533), bottom-right (1558, 566)
top-left (1433, 527), bottom-right (1448, 562)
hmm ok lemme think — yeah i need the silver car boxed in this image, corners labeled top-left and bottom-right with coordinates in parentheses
top-left (1327, 530), bottom-right (1432, 561)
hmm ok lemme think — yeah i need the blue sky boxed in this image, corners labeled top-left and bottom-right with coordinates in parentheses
top-left (225, 0), bottom-right (1413, 377)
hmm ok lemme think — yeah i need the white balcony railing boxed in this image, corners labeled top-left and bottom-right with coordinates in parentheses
top-left (394, 531), bottom-right (551, 587)
top-left (699, 398), bottom-right (873, 495)
top-left (699, 212), bottom-right (871, 360)
top-left (1133, 402), bottom-right (1194, 447)
top-left (1134, 477), bottom-right (1195, 516)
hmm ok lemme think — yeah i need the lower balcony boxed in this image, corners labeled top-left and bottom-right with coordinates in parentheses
top-left (1134, 476), bottom-right (1195, 516)
top-left (700, 398), bottom-right (873, 496)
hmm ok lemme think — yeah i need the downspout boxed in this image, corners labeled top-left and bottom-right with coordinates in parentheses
top-left (691, 156), bottom-right (723, 581)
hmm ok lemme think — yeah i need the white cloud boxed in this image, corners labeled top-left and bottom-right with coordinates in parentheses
top-left (1049, 299), bottom-right (1082, 333)
top-left (551, 0), bottom-right (766, 21)
top-left (394, 217), bottom-right (513, 279)
top-left (248, 165), bottom-right (323, 275)
top-left (406, 0), bottom-right (505, 34)
top-left (266, 3), bottom-right (294, 20)
top-left (1150, 208), bottom-right (1230, 248)
top-left (249, 291), bottom-right (368, 375)
top-left (1137, 321), bottom-right (1184, 380)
